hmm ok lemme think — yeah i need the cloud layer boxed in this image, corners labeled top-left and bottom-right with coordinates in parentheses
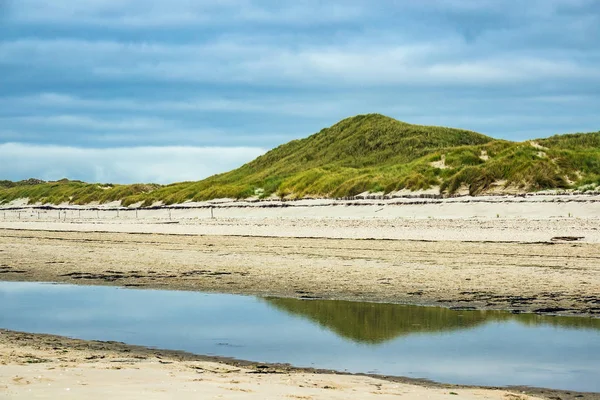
top-left (0, 143), bottom-right (265, 184)
top-left (0, 0), bottom-right (599, 183)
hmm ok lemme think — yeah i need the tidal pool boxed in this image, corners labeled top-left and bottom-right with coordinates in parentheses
top-left (0, 282), bottom-right (599, 392)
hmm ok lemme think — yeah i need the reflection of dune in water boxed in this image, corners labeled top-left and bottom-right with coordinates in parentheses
top-left (263, 298), bottom-right (600, 345)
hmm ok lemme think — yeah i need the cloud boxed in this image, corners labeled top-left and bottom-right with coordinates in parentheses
top-left (0, 143), bottom-right (266, 183)
top-left (9, 0), bottom-right (367, 27)
top-left (3, 114), bottom-right (170, 131)
top-left (1, 90), bottom-right (598, 147)
top-left (0, 92), bottom-right (427, 126)
top-left (9, 0), bottom-right (598, 30)
top-left (0, 0), bottom-right (598, 174)
top-left (0, 109), bottom-right (299, 147)
top-left (0, 92), bottom-right (356, 117)
top-left (0, 0), bottom-right (8, 16)
top-left (2, 37), bottom-right (597, 87)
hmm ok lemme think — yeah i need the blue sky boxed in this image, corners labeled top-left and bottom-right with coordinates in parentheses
top-left (1, 0), bottom-right (599, 183)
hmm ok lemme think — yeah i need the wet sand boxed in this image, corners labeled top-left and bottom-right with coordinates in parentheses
top-left (0, 228), bottom-right (599, 316)
top-left (1, 329), bottom-right (593, 400)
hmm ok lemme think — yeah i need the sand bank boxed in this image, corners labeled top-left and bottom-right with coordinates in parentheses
top-left (1, 228), bottom-right (598, 316)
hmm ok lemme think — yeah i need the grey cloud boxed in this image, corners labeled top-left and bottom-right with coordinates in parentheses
top-left (0, 0), bottom-right (597, 156)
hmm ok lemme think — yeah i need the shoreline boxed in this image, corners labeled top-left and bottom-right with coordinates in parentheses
top-left (1, 329), bottom-right (597, 399)
top-left (1, 227), bottom-right (599, 317)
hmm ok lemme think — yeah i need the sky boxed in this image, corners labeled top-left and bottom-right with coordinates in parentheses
top-left (1, 0), bottom-right (599, 184)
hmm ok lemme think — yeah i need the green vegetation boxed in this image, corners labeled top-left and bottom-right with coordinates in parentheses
top-left (264, 297), bottom-right (600, 344)
top-left (1, 114), bottom-right (599, 206)
top-left (0, 179), bottom-right (159, 206)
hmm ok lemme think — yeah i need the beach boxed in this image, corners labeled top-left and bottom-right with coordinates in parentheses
top-left (1, 195), bottom-right (599, 315)
top-left (1, 196), bottom-right (599, 398)
top-left (1, 194), bottom-right (600, 241)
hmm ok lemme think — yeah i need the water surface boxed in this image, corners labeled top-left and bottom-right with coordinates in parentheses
top-left (0, 282), bottom-right (598, 392)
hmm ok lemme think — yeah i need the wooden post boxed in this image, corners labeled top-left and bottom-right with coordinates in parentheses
top-left (210, 206), bottom-right (214, 219)
top-left (169, 209), bottom-right (172, 220)
top-left (136, 209), bottom-right (138, 219)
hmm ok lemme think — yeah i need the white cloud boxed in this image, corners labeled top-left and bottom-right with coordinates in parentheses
top-left (0, 92), bottom-right (419, 119)
top-left (1, 0), bottom-right (598, 150)
top-left (2, 37), bottom-right (597, 87)
top-left (4, 115), bottom-right (171, 131)
top-left (0, 143), bottom-right (266, 183)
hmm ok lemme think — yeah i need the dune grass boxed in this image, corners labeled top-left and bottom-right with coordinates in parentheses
top-left (1, 114), bottom-right (599, 206)
top-left (0, 179), bottom-right (159, 206)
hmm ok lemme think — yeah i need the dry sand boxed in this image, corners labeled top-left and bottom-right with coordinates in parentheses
top-left (0, 329), bottom-right (580, 400)
top-left (1, 195), bottom-right (600, 243)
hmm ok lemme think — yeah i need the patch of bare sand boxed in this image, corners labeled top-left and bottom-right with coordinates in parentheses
top-left (0, 330), bottom-right (556, 400)
top-left (1, 212), bottom-right (600, 243)
top-left (1, 229), bottom-right (598, 316)
top-left (2, 195), bottom-right (600, 238)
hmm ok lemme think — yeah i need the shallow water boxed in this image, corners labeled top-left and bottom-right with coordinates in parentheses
top-left (0, 282), bottom-right (599, 392)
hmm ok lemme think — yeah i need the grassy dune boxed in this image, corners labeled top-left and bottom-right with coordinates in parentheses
top-left (0, 179), bottom-right (159, 206)
top-left (1, 114), bottom-right (599, 206)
